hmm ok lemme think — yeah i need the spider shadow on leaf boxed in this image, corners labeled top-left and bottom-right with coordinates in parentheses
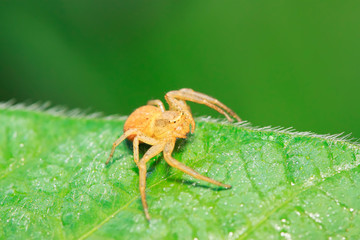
top-left (141, 138), bottom-right (188, 175)
top-left (166, 177), bottom-right (228, 191)
top-left (108, 138), bottom-right (188, 175)
top-left (107, 136), bottom-right (170, 172)
top-left (165, 138), bottom-right (228, 191)
top-left (106, 135), bottom-right (225, 191)
top-left (108, 135), bottom-right (188, 165)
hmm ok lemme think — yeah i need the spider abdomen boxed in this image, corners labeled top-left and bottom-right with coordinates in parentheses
top-left (123, 105), bottom-right (162, 141)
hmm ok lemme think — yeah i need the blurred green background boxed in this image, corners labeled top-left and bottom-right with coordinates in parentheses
top-left (0, 1), bottom-right (359, 137)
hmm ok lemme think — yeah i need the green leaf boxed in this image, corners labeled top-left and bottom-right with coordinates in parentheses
top-left (1, 105), bottom-right (360, 239)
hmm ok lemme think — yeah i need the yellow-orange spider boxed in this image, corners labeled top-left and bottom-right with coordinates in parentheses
top-left (106, 88), bottom-right (241, 220)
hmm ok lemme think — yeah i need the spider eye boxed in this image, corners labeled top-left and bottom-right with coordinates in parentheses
top-left (162, 111), bottom-right (181, 123)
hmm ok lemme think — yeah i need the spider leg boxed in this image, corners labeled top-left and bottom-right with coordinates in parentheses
top-left (179, 88), bottom-right (241, 121)
top-left (163, 139), bottom-right (232, 189)
top-left (166, 88), bottom-right (241, 122)
top-left (133, 136), bottom-right (140, 165)
top-left (106, 128), bottom-right (158, 164)
top-left (138, 143), bottom-right (166, 220)
top-left (147, 99), bottom-right (165, 112)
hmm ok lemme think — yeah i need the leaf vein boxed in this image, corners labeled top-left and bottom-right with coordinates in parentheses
top-left (238, 164), bottom-right (360, 239)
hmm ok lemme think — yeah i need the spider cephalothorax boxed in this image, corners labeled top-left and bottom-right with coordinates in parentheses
top-left (106, 88), bottom-right (241, 220)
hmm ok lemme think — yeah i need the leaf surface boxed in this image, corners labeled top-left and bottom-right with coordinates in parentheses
top-left (0, 106), bottom-right (360, 240)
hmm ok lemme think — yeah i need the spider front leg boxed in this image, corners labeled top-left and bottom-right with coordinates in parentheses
top-left (166, 88), bottom-right (241, 122)
top-left (163, 139), bottom-right (232, 189)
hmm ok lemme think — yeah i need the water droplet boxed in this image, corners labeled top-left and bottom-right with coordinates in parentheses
top-left (309, 212), bottom-right (322, 223)
top-left (280, 232), bottom-right (291, 240)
